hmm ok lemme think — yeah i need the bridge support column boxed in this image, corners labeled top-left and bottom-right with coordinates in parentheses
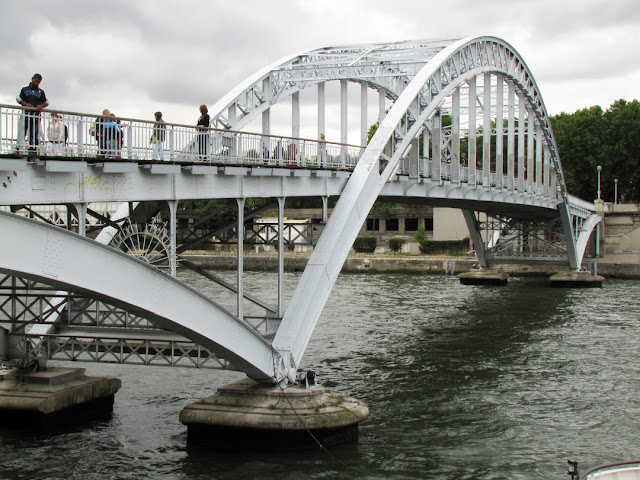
top-left (458, 209), bottom-right (509, 285)
top-left (72, 203), bottom-right (87, 236)
top-left (321, 196), bottom-right (328, 223)
top-left (179, 377), bottom-right (369, 450)
top-left (468, 76), bottom-right (477, 184)
top-left (168, 199), bottom-right (177, 277)
top-left (0, 367), bottom-right (121, 429)
top-left (236, 198), bottom-right (245, 321)
top-left (495, 74), bottom-right (504, 189)
top-left (451, 88), bottom-right (460, 183)
top-left (549, 270), bottom-right (604, 288)
top-left (277, 197), bottom-right (285, 316)
top-left (458, 269), bottom-right (509, 286)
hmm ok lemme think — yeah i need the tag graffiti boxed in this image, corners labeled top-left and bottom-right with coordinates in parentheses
top-left (65, 175), bottom-right (111, 193)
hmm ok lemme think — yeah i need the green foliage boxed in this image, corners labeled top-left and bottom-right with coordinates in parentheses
top-left (353, 237), bottom-right (377, 253)
top-left (179, 198), bottom-right (273, 229)
top-left (551, 99), bottom-right (640, 201)
top-left (388, 238), bottom-right (405, 253)
top-left (419, 237), bottom-right (470, 255)
top-left (371, 201), bottom-right (404, 218)
top-left (367, 121), bottom-right (379, 144)
top-left (414, 224), bottom-right (428, 243)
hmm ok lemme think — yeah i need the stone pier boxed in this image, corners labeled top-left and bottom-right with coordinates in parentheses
top-left (549, 270), bottom-right (605, 288)
top-left (179, 378), bottom-right (369, 449)
top-left (458, 269), bottom-right (509, 285)
top-left (0, 367), bottom-right (121, 429)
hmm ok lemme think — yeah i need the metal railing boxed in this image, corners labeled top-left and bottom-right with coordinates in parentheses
top-left (0, 104), bottom-right (362, 168)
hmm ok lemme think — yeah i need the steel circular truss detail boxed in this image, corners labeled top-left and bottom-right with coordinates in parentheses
top-left (111, 220), bottom-right (171, 269)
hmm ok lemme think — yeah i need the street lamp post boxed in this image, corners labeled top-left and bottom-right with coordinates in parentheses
top-left (597, 165), bottom-right (602, 200)
top-left (615, 178), bottom-right (618, 204)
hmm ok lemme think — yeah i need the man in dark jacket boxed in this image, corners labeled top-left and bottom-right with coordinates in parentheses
top-left (16, 74), bottom-right (49, 155)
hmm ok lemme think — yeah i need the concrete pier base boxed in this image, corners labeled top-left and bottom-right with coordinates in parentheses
top-left (0, 367), bottom-right (121, 429)
top-left (549, 270), bottom-right (605, 288)
top-left (458, 270), bottom-right (509, 286)
top-left (179, 378), bottom-right (369, 450)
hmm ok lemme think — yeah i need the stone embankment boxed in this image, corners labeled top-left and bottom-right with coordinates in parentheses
top-left (180, 250), bottom-right (640, 278)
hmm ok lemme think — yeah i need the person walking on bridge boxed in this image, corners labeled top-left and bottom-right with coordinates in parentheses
top-left (150, 111), bottom-right (166, 160)
top-left (196, 104), bottom-right (210, 161)
top-left (16, 73), bottom-right (49, 156)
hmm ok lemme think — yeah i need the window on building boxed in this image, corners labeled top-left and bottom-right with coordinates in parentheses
top-left (386, 218), bottom-right (399, 231)
top-left (367, 218), bottom-right (380, 231)
top-left (405, 218), bottom-right (419, 231)
top-left (425, 217), bottom-right (434, 231)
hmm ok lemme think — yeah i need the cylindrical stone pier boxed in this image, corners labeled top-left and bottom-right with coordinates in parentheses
top-left (0, 367), bottom-right (121, 429)
top-left (179, 378), bottom-right (369, 450)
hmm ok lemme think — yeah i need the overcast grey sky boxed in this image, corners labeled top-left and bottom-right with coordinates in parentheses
top-left (1, 0), bottom-right (638, 140)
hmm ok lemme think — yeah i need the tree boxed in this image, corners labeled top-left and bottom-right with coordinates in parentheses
top-left (551, 100), bottom-right (640, 202)
top-left (551, 106), bottom-right (606, 200)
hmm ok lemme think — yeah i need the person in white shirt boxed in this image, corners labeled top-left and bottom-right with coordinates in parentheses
top-left (46, 112), bottom-right (67, 156)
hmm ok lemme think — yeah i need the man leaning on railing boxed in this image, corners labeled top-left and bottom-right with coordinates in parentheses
top-left (16, 73), bottom-right (49, 156)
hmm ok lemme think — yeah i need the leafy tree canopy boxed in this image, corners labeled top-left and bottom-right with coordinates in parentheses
top-left (551, 99), bottom-right (640, 201)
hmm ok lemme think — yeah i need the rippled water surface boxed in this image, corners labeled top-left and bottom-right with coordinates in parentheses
top-left (2, 271), bottom-right (640, 479)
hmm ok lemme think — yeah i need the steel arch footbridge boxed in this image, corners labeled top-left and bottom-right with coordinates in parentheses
top-left (0, 36), bottom-right (600, 383)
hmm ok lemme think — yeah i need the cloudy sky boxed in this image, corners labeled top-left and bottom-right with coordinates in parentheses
top-left (1, 0), bottom-right (638, 141)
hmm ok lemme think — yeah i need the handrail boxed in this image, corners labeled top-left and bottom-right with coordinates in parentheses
top-left (0, 104), bottom-right (362, 169)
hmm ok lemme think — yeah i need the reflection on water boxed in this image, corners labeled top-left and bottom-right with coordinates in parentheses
top-left (1, 271), bottom-right (640, 479)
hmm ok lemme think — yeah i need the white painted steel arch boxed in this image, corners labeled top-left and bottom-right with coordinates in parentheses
top-left (209, 39), bottom-right (460, 131)
top-left (0, 211), bottom-right (277, 380)
top-left (269, 37), bottom-right (581, 381)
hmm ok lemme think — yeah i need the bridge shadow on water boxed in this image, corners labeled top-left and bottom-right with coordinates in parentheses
top-left (298, 274), bottom-right (589, 479)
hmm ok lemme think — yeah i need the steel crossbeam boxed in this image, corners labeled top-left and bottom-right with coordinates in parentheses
top-left (11, 333), bottom-right (230, 370)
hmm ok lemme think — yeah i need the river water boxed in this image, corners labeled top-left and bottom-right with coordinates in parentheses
top-left (1, 271), bottom-right (640, 479)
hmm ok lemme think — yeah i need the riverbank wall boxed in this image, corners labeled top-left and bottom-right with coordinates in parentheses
top-left (179, 252), bottom-right (640, 278)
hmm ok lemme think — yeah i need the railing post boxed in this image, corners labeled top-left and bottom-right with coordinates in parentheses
top-left (17, 110), bottom-right (25, 154)
top-left (169, 127), bottom-right (175, 161)
top-left (126, 120), bottom-right (133, 160)
top-left (77, 118), bottom-right (84, 158)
